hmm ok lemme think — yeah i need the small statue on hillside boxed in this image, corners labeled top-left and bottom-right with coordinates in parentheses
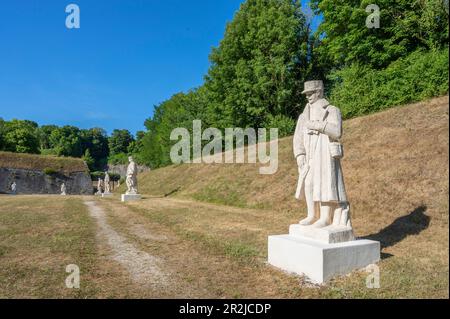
top-left (104, 172), bottom-right (111, 194)
top-left (60, 183), bottom-right (67, 195)
top-left (293, 80), bottom-right (352, 229)
top-left (10, 181), bottom-right (17, 195)
top-left (126, 156), bottom-right (138, 195)
top-left (96, 178), bottom-right (103, 195)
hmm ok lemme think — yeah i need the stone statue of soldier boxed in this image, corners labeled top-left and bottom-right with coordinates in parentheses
top-left (104, 172), bottom-right (111, 194)
top-left (126, 156), bottom-right (138, 195)
top-left (293, 80), bottom-right (352, 229)
top-left (11, 181), bottom-right (17, 195)
top-left (96, 178), bottom-right (103, 195)
top-left (60, 183), bottom-right (67, 195)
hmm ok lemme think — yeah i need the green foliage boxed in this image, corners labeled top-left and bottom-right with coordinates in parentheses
top-left (49, 126), bottom-right (83, 158)
top-left (141, 89), bottom-right (208, 168)
top-left (82, 149), bottom-right (95, 171)
top-left (1, 119), bottom-right (40, 154)
top-left (329, 48), bottom-right (449, 118)
top-left (127, 130), bottom-right (145, 154)
top-left (205, 0), bottom-right (309, 127)
top-left (3, 0), bottom-right (449, 172)
top-left (0, 118), bottom-right (5, 150)
top-left (39, 148), bottom-right (57, 156)
top-left (38, 125), bottom-right (58, 149)
top-left (311, 0), bottom-right (449, 70)
top-left (107, 152), bottom-right (129, 165)
top-left (108, 173), bottom-right (121, 181)
top-left (1, 120), bottom-right (111, 172)
top-left (90, 171), bottom-right (105, 181)
top-left (90, 171), bottom-right (121, 181)
top-left (43, 168), bottom-right (57, 175)
top-left (80, 128), bottom-right (109, 171)
top-left (108, 129), bottom-right (134, 156)
top-left (139, 0), bottom-right (310, 169)
top-left (264, 114), bottom-right (295, 137)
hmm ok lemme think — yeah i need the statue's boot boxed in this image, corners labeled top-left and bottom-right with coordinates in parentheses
top-left (332, 208), bottom-right (342, 226)
top-left (299, 215), bottom-right (315, 225)
top-left (312, 205), bottom-right (331, 228)
top-left (312, 218), bottom-right (328, 228)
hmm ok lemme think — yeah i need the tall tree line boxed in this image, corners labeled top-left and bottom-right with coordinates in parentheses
top-left (0, 118), bottom-right (143, 172)
top-left (2, 0), bottom-right (448, 170)
top-left (140, 0), bottom-right (448, 169)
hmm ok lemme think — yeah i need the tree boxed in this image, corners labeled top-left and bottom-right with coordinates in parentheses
top-left (82, 148), bottom-right (95, 171)
top-left (140, 89), bottom-right (208, 168)
top-left (49, 126), bottom-right (83, 157)
top-left (108, 129), bottom-right (134, 156)
top-left (2, 119), bottom-right (40, 154)
top-left (204, 0), bottom-right (309, 128)
top-left (38, 125), bottom-right (59, 150)
top-left (81, 128), bottom-right (109, 170)
top-left (0, 118), bottom-right (5, 150)
top-left (310, 0), bottom-right (449, 70)
top-left (127, 130), bottom-right (145, 154)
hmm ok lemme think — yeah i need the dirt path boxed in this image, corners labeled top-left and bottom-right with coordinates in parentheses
top-left (84, 200), bottom-right (170, 289)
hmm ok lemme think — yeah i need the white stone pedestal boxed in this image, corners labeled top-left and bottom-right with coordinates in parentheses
top-left (268, 226), bottom-right (380, 284)
top-left (102, 193), bottom-right (113, 198)
top-left (289, 224), bottom-right (355, 244)
top-left (121, 194), bottom-right (141, 202)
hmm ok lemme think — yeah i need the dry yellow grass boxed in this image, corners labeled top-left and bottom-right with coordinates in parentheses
top-left (0, 151), bottom-right (88, 173)
top-left (0, 96), bottom-right (447, 298)
top-left (0, 195), bottom-right (153, 298)
top-left (120, 95), bottom-right (449, 298)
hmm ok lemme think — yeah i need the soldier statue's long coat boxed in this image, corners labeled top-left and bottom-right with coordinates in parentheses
top-left (293, 98), bottom-right (348, 203)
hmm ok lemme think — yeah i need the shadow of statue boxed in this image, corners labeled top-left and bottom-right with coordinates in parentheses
top-left (363, 205), bottom-right (430, 259)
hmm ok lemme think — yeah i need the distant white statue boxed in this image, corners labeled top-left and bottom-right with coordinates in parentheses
top-left (104, 172), bottom-right (111, 194)
top-left (293, 80), bottom-right (352, 229)
top-left (126, 156), bottom-right (138, 195)
top-left (96, 178), bottom-right (103, 195)
top-left (11, 182), bottom-right (17, 194)
top-left (60, 183), bottom-right (67, 195)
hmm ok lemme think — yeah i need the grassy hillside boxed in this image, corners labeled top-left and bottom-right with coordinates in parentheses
top-left (0, 151), bottom-right (89, 173)
top-left (109, 95), bottom-right (449, 297)
top-left (137, 95), bottom-right (449, 222)
top-left (1, 96), bottom-right (447, 298)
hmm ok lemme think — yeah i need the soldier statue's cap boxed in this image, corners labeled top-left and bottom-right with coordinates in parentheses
top-left (301, 80), bottom-right (324, 94)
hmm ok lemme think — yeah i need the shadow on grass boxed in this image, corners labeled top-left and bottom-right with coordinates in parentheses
top-left (164, 187), bottom-right (180, 197)
top-left (364, 205), bottom-right (430, 259)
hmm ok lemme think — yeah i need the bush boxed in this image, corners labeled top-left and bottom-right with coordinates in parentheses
top-left (264, 114), bottom-right (295, 138)
top-left (43, 168), bottom-right (57, 175)
top-left (107, 152), bottom-right (129, 165)
top-left (328, 48), bottom-right (449, 119)
top-left (90, 171), bottom-right (121, 181)
top-left (109, 173), bottom-right (121, 181)
top-left (90, 171), bottom-right (105, 181)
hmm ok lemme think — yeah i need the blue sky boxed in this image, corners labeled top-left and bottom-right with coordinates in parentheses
top-left (0, 0), bottom-right (320, 135)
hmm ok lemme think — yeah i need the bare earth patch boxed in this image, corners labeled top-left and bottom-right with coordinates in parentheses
top-left (84, 201), bottom-right (169, 289)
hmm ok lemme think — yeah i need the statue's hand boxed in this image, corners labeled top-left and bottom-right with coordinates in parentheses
top-left (306, 120), bottom-right (325, 132)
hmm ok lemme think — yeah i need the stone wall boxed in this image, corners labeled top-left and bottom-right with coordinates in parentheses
top-left (0, 168), bottom-right (93, 195)
top-left (107, 164), bottom-right (150, 179)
